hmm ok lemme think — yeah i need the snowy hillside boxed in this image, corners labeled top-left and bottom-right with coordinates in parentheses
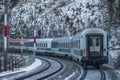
top-left (8, 0), bottom-right (106, 38)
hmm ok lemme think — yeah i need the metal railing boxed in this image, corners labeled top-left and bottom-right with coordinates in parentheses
top-left (0, 53), bottom-right (26, 72)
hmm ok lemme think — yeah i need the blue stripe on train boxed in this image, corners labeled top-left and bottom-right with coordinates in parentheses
top-left (73, 50), bottom-right (83, 56)
top-left (37, 48), bottom-right (51, 51)
top-left (58, 48), bottom-right (70, 53)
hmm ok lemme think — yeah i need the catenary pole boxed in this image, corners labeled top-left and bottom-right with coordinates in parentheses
top-left (33, 4), bottom-right (36, 62)
top-left (4, 0), bottom-right (8, 71)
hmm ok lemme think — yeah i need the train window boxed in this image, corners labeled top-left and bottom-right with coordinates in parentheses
top-left (89, 37), bottom-right (93, 46)
top-left (68, 43), bottom-right (69, 48)
top-left (66, 43), bottom-right (67, 48)
top-left (74, 41), bottom-right (75, 48)
top-left (64, 43), bottom-right (65, 48)
top-left (74, 41), bottom-right (76, 48)
top-left (64, 43), bottom-right (66, 48)
top-left (66, 43), bottom-right (68, 48)
top-left (65, 43), bottom-right (66, 48)
top-left (96, 38), bottom-right (100, 46)
top-left (67, 43), bottom-right (69, 48)
top-left (43, 43), bottom-right (44, 48)
top-left (59, 43), bottom-right (61, 48)
top-left (77, 40), bottom-right (79, 49)
top-left (36, 44), bottom-right (38, 47)
top-left (37, 43), bottom-right (39, 47)
top-left (58, 43), bottom-right (59, 48)
top-left (60, 43), bottom-right (61, 48)
top-left (46, 43), bottom-right (47, 48)
top-left (61, 43), bottom-right (62, 48)
top-left (42, 43), bottom-right (44, 48)
top-left (73, 42), bottom-right (74, 48)
top-left (41, 43), bottom-right (43, 48)
top-left (75, 41), bottom-right (76, 48)
top-left (39, 43), bottom-right (41, 47)
top-left (40, 43), bottom-right (42, 47)
top-left (75, 41), bottom-right (77, 48)
top-left (67, 43), bottom-right (68, 48)
top-left (79, 40), bottom-right (80, 49)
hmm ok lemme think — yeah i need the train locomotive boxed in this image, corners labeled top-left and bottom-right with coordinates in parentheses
top-left (27, 28), bottom-right (108, 66)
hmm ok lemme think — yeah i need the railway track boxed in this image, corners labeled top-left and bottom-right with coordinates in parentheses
top-left (1, 53), bottom-right (108, 80)
top-left (15, 56), bottom-right (63, 80)
top-left (0, 57), bottom-right (50, 80)
top-left (16, 54), bottom-right (83, 80)
top-left (80, 66), bottom-right (106, 80)
top-left (0, 53), bottom-right (83, 80)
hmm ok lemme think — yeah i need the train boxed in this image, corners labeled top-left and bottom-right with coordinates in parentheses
top-left (27, 28), bottom-right (108, 66)
top-left (0, 28), bottom-right (108, 66)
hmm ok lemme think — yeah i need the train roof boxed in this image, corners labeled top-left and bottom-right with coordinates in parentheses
top-left (81, 28), bottom-right (106, 35)
top-left (37, 38), bottom-right (53, 43)
top-left (8, 39), bottom-right (29, 42)
top-left (72, 28), bottom-right (107, 40)
top-left (52, 36), bottom-right (72, 42)
top-left (27, 38), bottom-right (53, 43)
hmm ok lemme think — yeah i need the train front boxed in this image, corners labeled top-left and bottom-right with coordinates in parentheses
top-left (81, 28), bottom-right (108, 66)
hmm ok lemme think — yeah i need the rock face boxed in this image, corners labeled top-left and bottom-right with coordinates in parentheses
top-left (108, 50), bottom-right (120, 69)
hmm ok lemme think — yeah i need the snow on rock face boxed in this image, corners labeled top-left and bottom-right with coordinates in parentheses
top-left (8, 0), bottom-right (105, 38)
top-left (108, 50), bottom-right (120, 69)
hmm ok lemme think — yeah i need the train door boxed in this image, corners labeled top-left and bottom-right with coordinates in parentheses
top-left (86, 34), bottom-right (103, 57)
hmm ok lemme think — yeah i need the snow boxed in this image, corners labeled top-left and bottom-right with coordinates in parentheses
top-left (0, 58), bottom-right (42, 77)
top-left (84, 68), bottom-right (101, 80)
top-left (20, 58), bottom-right (42, 71)
top-left (115, 69), bottom-right (120, 79)
top-left (108, 50), bottom-right (120, 68)
top-left (65, 72), bottom-right (76, 80)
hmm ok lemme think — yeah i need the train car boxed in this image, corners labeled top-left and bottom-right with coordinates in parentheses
top-left (27, 39), bottom-right (53, 53)
top-left (8, 39), bottom-right (28, 52)
top-left (36, 39), bottom-right (53, 53)
top-left (79, 28), bottom-right (108, 66)
top-left (57, 37), bottom-right (72, 56)
top-left (26, 39), bottom-right (34, 52)
top-left (71, 34), bottom-right (83, 61)
top-left (51, 36), bottom-right (73, 57)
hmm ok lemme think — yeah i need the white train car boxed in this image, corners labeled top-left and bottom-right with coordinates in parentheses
top-left (27, 39), bottom-right (52, 52)
top-left (74, 28), bottom-right (108, 65)
top-left (8, 39), bottom-right (28, 52)
top-left (36, 39), bottom-right (53, 53)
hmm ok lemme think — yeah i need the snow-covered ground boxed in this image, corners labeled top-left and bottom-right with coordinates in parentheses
top-left (108, 50), bottom-right (120, 79)
top-left (108, 50), bottom-right (120, 68)
top-left (0, 58), bottom-right (42, 78)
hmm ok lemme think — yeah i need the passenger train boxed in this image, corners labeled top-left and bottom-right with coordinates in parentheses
top-left (27, 28), bottom-right (108, 66)
top-left (0, 28), bottom-right (108, 66)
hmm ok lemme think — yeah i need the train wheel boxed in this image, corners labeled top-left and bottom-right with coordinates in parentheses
top-left (95, 62), bottom-right (100, 69)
